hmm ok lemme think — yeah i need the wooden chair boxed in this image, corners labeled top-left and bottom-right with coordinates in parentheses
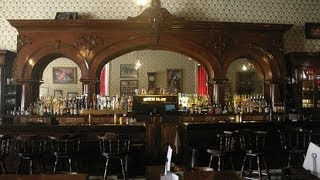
top-left (15, 135), bottom-right (48, 174)
top-left (206, 130), bottom-right (237, 171)
top-left (47, 134), bottom-right (81, 172)
top-left (0, 134), bottom-right (12, 174)
top-left (239, 130), bottom-right (270, 180)
top-left (278, 127), bottom-right (312, 168)
top-left (98, 133), bottom-right (131, 180)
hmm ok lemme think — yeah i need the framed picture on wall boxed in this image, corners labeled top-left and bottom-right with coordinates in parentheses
top-left (67, 92), bottom-right (78, 98)
top-left (120, 64), bottom-right (138, 78)
top-left (54, 90), bottom-right (63, 98)
top-left (120, 80), bottom-right (138, 96)
top-left (53, 67), bottom-right (77, 84)
top-left (305, 23), bottom-right (320, 39)
top-left (167, 69), bottom-right (183, 94)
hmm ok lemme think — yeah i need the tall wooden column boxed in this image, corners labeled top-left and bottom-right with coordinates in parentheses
top-left (80, 78), bottom-right (100, 108)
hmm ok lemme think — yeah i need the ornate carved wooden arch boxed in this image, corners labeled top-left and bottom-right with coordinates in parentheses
top-left (221, 44), bottom-right (280, 81)
top-left (91, 34), bottom-right (218, 80)
top-left (8, 0), bottom-right (292, 107)
top-left (17, 42), bottom-right (89, 81)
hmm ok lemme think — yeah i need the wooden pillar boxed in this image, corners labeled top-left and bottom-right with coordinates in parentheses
top-left (209, 79), bottom-right (228, 105)
top-left (80, 78), bottom-right (100, 108)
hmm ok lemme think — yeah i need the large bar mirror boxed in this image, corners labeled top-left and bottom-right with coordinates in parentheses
top-left (99, 50), bottom-right (208, 96)
top-left (226, 58), bottom-right (264, 101)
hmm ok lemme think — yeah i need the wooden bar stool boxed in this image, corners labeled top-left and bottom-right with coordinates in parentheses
top-left (48, 134), bottom-right (81, 172)
top-left (206, 130), bottom-right (237, 171)
top-left (98, 133), bottom-right (131, 180)
top-left (239, 130), bottom-right (270, 180)
top-left (15, 135), bottom-right (48, 174)
top-left (0, 134), bottom-right (12, 174)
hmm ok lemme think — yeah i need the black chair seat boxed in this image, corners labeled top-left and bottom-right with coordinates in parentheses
top-left (0, 134), bottom-right (12, 174)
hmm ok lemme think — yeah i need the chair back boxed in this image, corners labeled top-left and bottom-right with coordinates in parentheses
top-left (0, 134), bottom-right (11, 157)
top-left (48, 134), bottom-right (81, 154)
top-left (239, 130), bottom-right (267, 152)
top-left (278, 127), bottom-right (312, 151)
top-left (217, 131), bottom-right (237, 152)
top-left (98, 133), bottom-right (130, 157)
top-left (15, 135), bottom-right (47, 156)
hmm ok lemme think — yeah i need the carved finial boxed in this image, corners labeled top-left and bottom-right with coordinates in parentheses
top-left (151, 0), bottom-right (161, 8)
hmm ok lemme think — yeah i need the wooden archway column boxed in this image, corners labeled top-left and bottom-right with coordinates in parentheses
top-left (15, 79), bottom-right (43, 110)
top-left (80, 78), bottom-right (100, 108)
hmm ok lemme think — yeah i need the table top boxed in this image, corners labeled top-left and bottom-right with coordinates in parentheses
top-left (0, 173), bottom-right (88, 180)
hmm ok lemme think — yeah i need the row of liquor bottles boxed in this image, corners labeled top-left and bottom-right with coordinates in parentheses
top-left (178, 93), bottom-right (286, 115)
top-left (8, 94), bottom-right (134, 116)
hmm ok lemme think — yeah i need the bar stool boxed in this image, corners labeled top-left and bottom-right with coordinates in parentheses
top-left (278, 127), bottom-right (312, 168)
top-left (239, 130), bottom-right (270, 180)
top-left (0, 134), bottom-right (12, 174)
top-left (206, 130), bottom-right (237, 171)
top-left (97, 133), bottom-right (131, 180)
top-left (15, 135), bottom-right (48, 174)
top-left (48, 134), bottom-right (81, 172)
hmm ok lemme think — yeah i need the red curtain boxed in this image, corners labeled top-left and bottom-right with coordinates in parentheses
top-left (100, 65), bottom-right (109, 96)
top-left (197, 65), bottom-right (208, 95)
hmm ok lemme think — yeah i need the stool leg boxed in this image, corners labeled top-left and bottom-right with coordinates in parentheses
top-left (120, 158), bottom-right (126, 180)
top-left (16, 159), bottom-right (22, 174)
top-left (218, 156), bottom-right (222, 171)
top-left (263, 156), bottom-right (271, 180)
top-left (248, 156), bottom-right (253, 177)
top-left (29, 159), bottom-right (33, 174)
top-left (257, 156), bottom-right (262, 179)
top-left (241, 155), bottom-right (247, 177)
top-left (287, 153), bottom-right (292, 167)
top-left (208, 155), bottom-right (213, 168)
top-left (53, 157), bottom-right (58, 172)
top-left (103, 158), bottom-right (109, 180)
top-left (229, 156), bottom-right (235, 172)
top-left (68, 158), bottom-right (72, 172)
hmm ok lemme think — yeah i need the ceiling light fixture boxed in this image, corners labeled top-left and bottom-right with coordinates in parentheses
top-left (135, 51), bottom-right (142, 70)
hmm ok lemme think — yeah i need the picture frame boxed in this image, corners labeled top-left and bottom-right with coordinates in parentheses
top-left (54, 90), bottom-right (63, 98)
top-left (120, 64), bottom-right (138, 78)
top-left (67, 92), bottom-right (79, 98)
top-left (55, 12), bottom-right (79, 20)
top-left (305, 23), bottom-right (320, 39)
top-left (120, 80), bottom-right (138, 96)
top-left (167, 69), bottom-right (183, 94)
top-left (52, 67), bottom-right (77, 84)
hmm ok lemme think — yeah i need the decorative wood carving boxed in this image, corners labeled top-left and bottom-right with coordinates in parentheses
top-left (17, 35), bottom-right (32, 51)
top-left (206, 35), bottom-right (233, 59)
top-left (75, 34), bottom-right (104, 53)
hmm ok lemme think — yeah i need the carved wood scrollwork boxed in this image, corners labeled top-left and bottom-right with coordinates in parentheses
top-left (206, 35), bottom-right (233, 59)
top-left (17, 35), bottom-right (32, 51)
top-left (75, 34), bottom-right (104, 53)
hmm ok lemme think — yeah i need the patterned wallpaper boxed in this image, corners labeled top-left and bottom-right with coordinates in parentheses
top-left (0, 0), bottom-right (319, 52)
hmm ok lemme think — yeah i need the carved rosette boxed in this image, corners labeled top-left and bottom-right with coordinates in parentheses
top-left (17, 35), bottom-right (32, 51)
top-left (75, 34), bottom-right (104, 52)
top-left (206, 35), bottom-right (233, 59)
